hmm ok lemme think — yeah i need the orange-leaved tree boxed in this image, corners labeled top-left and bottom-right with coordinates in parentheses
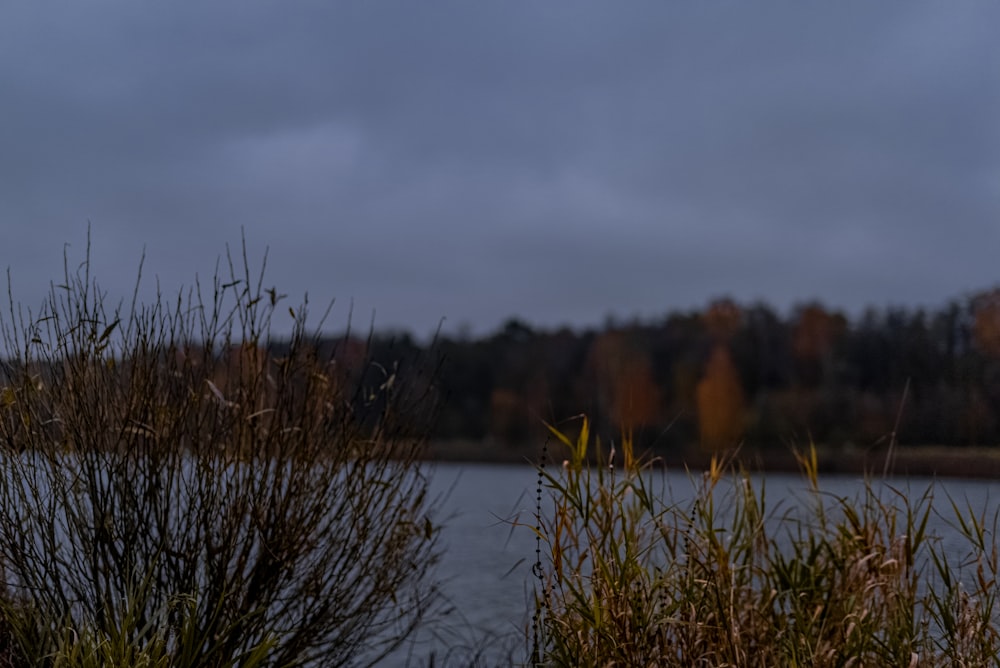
top-left (696, 345), bottom-right (746, 451)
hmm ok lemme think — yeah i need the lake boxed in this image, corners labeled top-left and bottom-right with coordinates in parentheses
top-left (389, 462), bottom-right (1000, 666)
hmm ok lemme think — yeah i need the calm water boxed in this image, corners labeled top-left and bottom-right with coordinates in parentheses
top-left (390, 463), bottom-right (1000, 666)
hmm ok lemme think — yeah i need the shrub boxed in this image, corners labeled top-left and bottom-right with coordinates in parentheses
top-left (529, 418), bottom-right (1000, 666)
top-left (0, 238), bottom-right (442, 666)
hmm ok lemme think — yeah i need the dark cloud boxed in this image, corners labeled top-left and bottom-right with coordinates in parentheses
top-left (1, 1), bottom-right (998, 337)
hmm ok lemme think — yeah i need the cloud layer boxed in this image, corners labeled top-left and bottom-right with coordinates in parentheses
top-left (2, 1), bottom-right (998, 336)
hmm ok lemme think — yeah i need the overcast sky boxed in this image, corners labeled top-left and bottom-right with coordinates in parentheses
top-left (2, 2), bottom-right (998, 339)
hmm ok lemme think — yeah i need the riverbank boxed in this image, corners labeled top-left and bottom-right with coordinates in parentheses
top-left (426, 440), bottom-right (1000, 479)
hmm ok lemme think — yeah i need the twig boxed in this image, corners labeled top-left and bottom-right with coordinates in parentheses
top-left (883, 377), bottom-right (911, 478)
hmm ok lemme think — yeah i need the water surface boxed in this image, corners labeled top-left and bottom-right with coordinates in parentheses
top-left (395, 463), bottom-right (1000, 666)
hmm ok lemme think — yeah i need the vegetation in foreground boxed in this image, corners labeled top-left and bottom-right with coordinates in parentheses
top-left (0, 239), bottom-right (442, 667)
top-left (529, 418), bottom-right (1000, 667)
top-left (1, 237), bottom-right (998, 667)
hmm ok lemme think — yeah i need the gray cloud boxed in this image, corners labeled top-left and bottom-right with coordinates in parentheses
top-left (1, 1), bottom-right (998, 337)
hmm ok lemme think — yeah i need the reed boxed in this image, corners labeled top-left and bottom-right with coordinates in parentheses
top-left (530, 418), bottom-right (999, 667)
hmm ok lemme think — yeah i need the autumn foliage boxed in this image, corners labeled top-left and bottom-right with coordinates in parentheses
top-left (973, 289), bottom-right (1000, 357)
top-left (314, 286), bottom-right (1000, 454)
top-left (696, 346), bottom-right (746, 451)
top-left (587, 331), bottom-right (661, 431)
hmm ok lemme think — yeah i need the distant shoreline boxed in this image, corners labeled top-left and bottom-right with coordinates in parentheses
top-left (426, 440), bottom-right (1000, 480)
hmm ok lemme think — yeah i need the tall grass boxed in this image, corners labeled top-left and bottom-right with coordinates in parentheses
top-left (0, 236), bottom-right (442, 667)
top-left (530, 418), bottom-right (1000, 666)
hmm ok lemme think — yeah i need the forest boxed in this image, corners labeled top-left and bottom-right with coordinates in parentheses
top-left (345, 287), bottom-right (1000, 462)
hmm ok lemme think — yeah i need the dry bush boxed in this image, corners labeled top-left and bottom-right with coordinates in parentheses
top-left (0, 238), bottom-right (442, 667)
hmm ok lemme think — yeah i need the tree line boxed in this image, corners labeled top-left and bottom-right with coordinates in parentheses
top-left (348, 288), bottom-right (1000, 457)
